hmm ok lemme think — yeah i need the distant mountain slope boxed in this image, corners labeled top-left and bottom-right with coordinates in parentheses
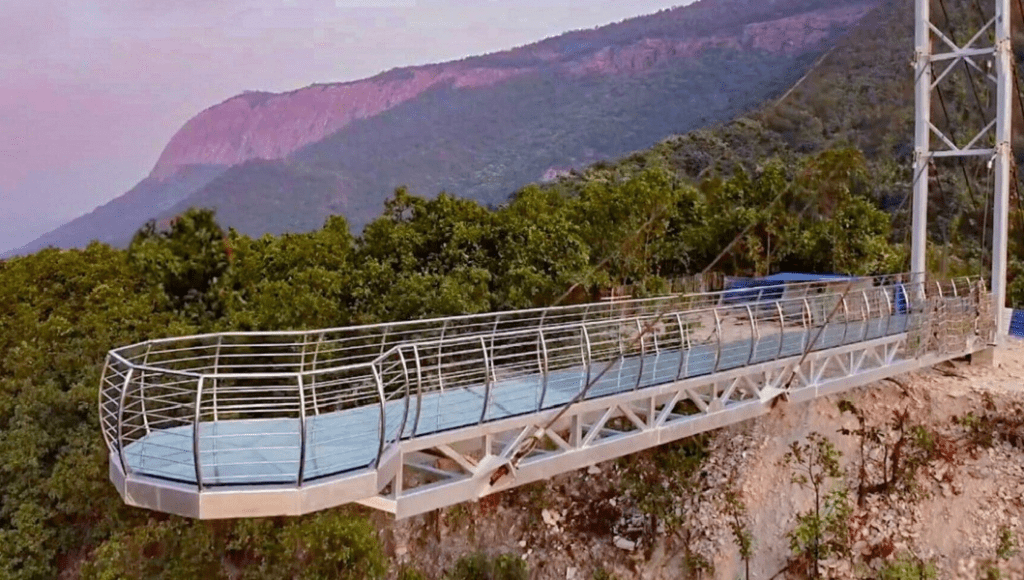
top-left (12, 165), bottom-right (225, 252)
top-left (150, 1), bottom-right (874, 179)
top-left (9, 0), bottom-right (879, 256)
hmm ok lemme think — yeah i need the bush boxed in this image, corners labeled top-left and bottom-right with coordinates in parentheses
top-left (444, 552), bottom-right (528, 580)
top-left (82, 511), bottom-right (385, 580)
top-left (877, 554), bottom-right (937, 580)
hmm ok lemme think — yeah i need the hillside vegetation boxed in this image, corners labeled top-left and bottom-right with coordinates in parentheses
top-left (0, 146), bottom-right (896, 579)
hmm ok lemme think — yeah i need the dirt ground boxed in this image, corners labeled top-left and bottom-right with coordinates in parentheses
top-left (384, 341), bottom-right (1024, 579)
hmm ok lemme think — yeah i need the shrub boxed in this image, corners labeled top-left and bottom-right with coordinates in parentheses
top-left (444, 552), bottom-right (528, 580)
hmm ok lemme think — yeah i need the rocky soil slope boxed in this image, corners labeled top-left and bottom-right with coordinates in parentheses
top-left (381, 342), bottom-right (1024, 579)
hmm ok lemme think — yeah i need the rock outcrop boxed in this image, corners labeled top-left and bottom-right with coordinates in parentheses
top-left (150, 1), bottom-right (877, 180)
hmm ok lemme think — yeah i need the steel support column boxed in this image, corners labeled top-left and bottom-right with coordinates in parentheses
top-left (912, 0), bottom-right (931, 282)
top-left (914, 0), bottom-right (1012, 339)
top-left (992, 0), bottom-right (1013, 342)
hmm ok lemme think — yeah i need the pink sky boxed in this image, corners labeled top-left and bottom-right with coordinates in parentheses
top-left (0, 0), bottom-right (692, 253)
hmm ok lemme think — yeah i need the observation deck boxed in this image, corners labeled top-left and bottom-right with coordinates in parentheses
top-left (100, 275), bottom-right (993, 519)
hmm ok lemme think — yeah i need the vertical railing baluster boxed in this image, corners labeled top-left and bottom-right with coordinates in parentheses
top-left (140, 344), bottom-right (152, 434)
top-left (841, 298), bottom-right (850, 345)
top-left (713, 308), bottom-right (723, 373)
top-left (746, 305), bottom-right (757, 365)
top-left (861, 290), bottom-right (871, 342)
top-left (674, 313), bottom-right (688, 381)
top-left (479, 337), bottom-right (491, 424)
top-left (581, 326), bottom-right (593, 397)
top-left (802, 298), bottom-right (812, 352)
top-left (634, 319), bottom-right (645, 391)
top-left (397, 349), bottom-right (411, 439)
top-left (537, 329), bottom-right (549, 411)
top-left (412, 345), bottom-right (424, 436)
top-left (371, 364), bottom-right (386, 469)
top-left (297, 373), bottom-right (306, 487)
top-left (117, 368), bottom-right (135, 478)
top-left (98, 357), bottom-right (112, 452)
top-left (193, 376), bottom-right (205, 489)
top-left (489, 315), bottom-right (502, 385)
top-left (883, 286), bottom-right (894, 336)
top-left (776, 302), bottom-right (785, 360)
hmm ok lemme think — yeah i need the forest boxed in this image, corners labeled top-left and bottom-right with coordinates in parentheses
top-left (0, 147), bottom-right (906, 579)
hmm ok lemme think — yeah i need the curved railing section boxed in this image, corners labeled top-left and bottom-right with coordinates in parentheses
top-left (99, 275), bottom-right (985, 492)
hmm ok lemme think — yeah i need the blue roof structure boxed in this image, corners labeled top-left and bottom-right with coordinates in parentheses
top-left (722, 272), bottom-right (853, 304)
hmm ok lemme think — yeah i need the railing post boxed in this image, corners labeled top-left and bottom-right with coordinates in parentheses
top-left (840, 298), bottom-right (850, 345)
top-left (140, 344), bottom-right (152, 434)
top-left (193, 376), bottom-right (205, 490)
top-left (746, 305), bottom-right (758, 365)
top-left (802, 298), bottom-right (812, 352)
top-left (489, 315), bottom-right (502, 385)
top-left (480, 337), bottom-right (492, 424)
top-left (633, 319), bottom-right (645, 391)
top-left (861, 290), bottom-right (871, 342)
top-left (98, 357), bottom-right (112, 452)
top-left (537, 329), bottom-right (550, 411)
top-left (712, 308), bottom-right (723, 373)
top-left (581, 325), bottom-right (593, 395)
top-left (297, 373), bottom-right (306, 487)
top-left (397, 349), bottom-right (411, 439)
top-left (883, 286), bottom-right (894, 336)
top-left (675, 313), bottom-right (689, 381)
top-left (379, 325), bottom-right (391, 356)
top-left (776, 302), bottom-right (786, 359)
top-left (371, 364), bottom-right (386, 469)
top-left (117, 368), bottom-right (135, 478)
top-left (651, 316), bottom-right (661, 353)
top-left (412, 345), bottom-right (424, 436)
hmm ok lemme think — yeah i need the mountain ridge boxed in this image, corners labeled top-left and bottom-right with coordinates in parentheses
top-left (7, 0), bottom-right (880, 257)
top-left (150, 2), bottom-right (873, 179)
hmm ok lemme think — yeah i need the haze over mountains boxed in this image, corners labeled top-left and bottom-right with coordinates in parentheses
top-left (7, 0), bottom-right (881, 257)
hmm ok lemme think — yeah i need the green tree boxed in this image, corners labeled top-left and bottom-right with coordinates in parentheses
top-left (128, 208), bottom-right (231, 320)
top-left (783, 432), bottom-right (851, 578)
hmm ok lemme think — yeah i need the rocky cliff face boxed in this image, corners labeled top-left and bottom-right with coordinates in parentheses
top-left (149, 67), bottom-right (530, 179)
top-left (150, 1), bottom-right (876, 180)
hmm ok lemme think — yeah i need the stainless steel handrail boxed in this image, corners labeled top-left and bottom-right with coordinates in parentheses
top-left (105, 275), bottom-right (983, 492)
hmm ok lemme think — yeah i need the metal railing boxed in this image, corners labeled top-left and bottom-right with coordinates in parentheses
top-left (99, 274), bottom-right (984, 490)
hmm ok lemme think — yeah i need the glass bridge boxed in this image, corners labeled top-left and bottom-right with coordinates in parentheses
top-left (99, 275), bottom-right (993, 519)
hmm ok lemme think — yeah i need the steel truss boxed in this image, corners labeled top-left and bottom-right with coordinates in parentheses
top-left (914, 0), bottom-right (1012, 336)
top-left (359, 305), bottom-right (985, 519)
